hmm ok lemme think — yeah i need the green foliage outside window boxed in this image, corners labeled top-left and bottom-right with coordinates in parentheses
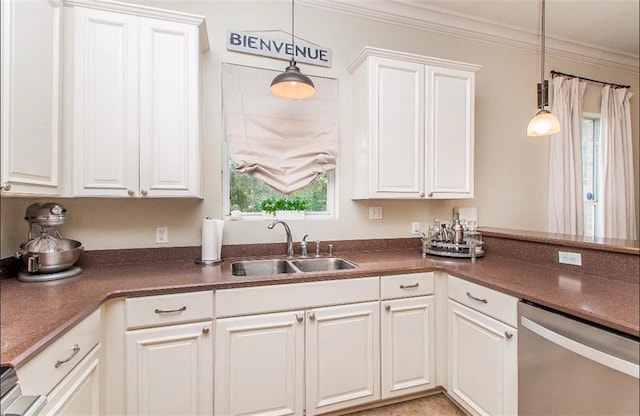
top-left (229, 162), bottom-right (328, 213)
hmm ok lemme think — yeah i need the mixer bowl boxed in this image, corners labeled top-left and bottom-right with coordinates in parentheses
top-left (17, 239), bottom-right (83, 273)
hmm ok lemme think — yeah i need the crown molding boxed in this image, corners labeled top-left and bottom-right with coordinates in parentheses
top-left (301, 0), bottom-right (639, 74)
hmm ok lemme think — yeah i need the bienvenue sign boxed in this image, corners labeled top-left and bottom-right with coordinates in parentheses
top-left (227, 30), bottom-right (332, 68)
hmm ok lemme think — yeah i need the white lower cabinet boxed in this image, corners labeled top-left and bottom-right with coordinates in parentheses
top-left (380, 272), bottom-right (436, 399)
top-left (40, 345), bottom-right (101, 416)
top-left (215, 311), bottom-right (305, 416)
top-left (17, 310), bottom-right (101, 415)
top-left (447, 276), bottom-right (518, 416)
top-left (125, 321), bottom-right (214, 415)
top-left (381, 296), bottom-right (435, 398)
top-left (123, 291), bottom-right (214, 415)
top-left (306, 302), bottom-right (380, 415)
top-left (215, 302), bottom-right (379, 416)
top-left (214, 277), bottom-right (380, 416)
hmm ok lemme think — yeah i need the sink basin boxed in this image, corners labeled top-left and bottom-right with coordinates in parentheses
top-left (231, 257), bottom-right (358, 276)
top-left (231, 259), bottom-right (299, 277)
top-left (290, 257), bottom-right (358, 272)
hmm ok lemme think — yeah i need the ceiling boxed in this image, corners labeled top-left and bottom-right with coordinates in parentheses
top-left (305, 0), bottom-right (639, 70)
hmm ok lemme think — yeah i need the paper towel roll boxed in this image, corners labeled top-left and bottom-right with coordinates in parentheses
top-left (201, 218), bottom-right (224, 262)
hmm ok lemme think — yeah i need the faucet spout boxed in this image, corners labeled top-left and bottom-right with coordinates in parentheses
top-left (267, 220), bottom-right (294, 257)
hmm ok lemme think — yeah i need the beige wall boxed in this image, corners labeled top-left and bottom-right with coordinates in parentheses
top-left (1, 1), bottom-right (638, 257)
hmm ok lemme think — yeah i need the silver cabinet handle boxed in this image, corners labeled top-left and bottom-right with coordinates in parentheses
top-left (202, 327), bottom-right (210, 335)
top-left (466, 292), bottom-right (488, 304)
top-left (427, 192), bottom-right (434, 197)
top-left (505, 331), bottom-right (513, 339)
top-left (400, 283), bottom-right (419, 289)
top-left (419, 192), bottom-right (425, 197)
top-left (127, 189), bottom-right (135, 196)
top-left (141, 189), bottom-right (148, 196)
top-left (384, 304), bottom-right (391, 311)
top-left (2, 182), bottom-right (11, 191)
top-left (55, 344), bottom-right (80, 368)
top-left (308, 312), bottom-right (316, 321)
top-left (295, 314), bottom-right (304, 323)
top-left (154, 306), bottom-right (187, 314)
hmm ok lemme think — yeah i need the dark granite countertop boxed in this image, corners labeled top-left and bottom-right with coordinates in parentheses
top-left (1, 249), bottom-right (638, 368)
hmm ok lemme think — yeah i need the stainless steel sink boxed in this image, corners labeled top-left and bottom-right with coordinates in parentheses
top-left (289, 257), bottom-right (358, 272)
top-left (231, 259), bottom-right (299, 276)
top-left (230, 257), bottom-right (357, 276)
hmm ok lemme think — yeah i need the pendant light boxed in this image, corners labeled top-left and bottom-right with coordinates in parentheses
top-left (527, 0), bottom-right (560, 137)
top-left (270, 0), bottom-right (316, 99)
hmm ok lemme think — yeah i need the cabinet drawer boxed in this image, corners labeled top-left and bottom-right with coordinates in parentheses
top-left (448, 275), bottom-right (517, 327)
top-left (126, 291), bottom-right (213, 329)
top-left (381, 272), bottom-right (434, 299)
top-left (18, 309), bottom-right (101, 396)
top-left (215, 277), bottom-right (379, 318)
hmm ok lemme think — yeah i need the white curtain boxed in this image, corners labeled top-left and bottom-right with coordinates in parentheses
top-left (222, 63), bottom-right (339, 195)
top-left (547, 76), bottom-right (587, 235)
top-left (596, 85), bottom-right (637, 239)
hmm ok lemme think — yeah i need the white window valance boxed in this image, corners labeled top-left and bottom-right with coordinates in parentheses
top-left (222, 63), bottom-right (339, 195)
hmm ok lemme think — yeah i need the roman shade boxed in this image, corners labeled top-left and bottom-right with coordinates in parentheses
top-left (222, 63), bottom-right (339, 195)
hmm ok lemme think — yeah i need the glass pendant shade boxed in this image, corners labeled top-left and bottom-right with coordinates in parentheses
top-left (270, 61), bottom-right (316, 100)
top-left (527, 109), bottom-right (561, 137)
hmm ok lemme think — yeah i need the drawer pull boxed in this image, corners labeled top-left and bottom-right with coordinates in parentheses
top-left (295, 314), bottom-right (304, 323)
top-left (400, 283), bottom-right (419, 289)
top-left (308, 312), bottom-right (316, 321)
top-left (384, 304), bottom-right (391, 311)
top-left (154, 306), bottom-right (187, 314)
top-left (505, 331), bottom-right (514, 339)
top-left (466, 292), bottom-right (488, 304)
top-left (55, 344), bottom-right (80, 368)
top-left (202, 327), bottom-right (210, 335)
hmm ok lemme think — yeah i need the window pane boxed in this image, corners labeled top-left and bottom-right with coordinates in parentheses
top-left (229, 161), bottom-right (328, 213)
top-left (582, 116), bottom-right (600, 237)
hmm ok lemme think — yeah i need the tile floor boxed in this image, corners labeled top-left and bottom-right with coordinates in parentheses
top-left (343, 393), bottom-right (467, 416)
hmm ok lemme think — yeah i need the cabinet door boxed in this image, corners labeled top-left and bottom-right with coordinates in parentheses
top-left (1, 0), bottom-right (62, 196)
top-left (448, 300), bottom-right (517, 416)
top-left (138, 18), bottom-right (201, 197)
top-left (72, 7), bottom-right (139, 197)
top-left (369, 57), bottom-right (424, 198)
top-left (40, 345), bottom-right (100, 416)
top-left (306, 301), bottom-right (380, 415)
top-left (381, 296), bottom-right (435, 399)
top-left (126, 321), bottom-right (213, 415)
top-left (215, 311), bottom-right (305, 416)
top-left (425, 66), bottom-right (475, 199)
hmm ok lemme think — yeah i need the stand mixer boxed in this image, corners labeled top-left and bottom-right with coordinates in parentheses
top-left (16, 202), bottom-right (84, 282)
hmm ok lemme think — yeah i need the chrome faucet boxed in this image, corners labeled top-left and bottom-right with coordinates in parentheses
top-left (267, 220), bottom-right (294, 257)
top-left (300, 235), bottom-right (309, 257)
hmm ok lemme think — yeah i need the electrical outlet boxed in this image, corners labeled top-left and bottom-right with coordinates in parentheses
top-left (156, 227), bottom-right (169, 244)
top-left (411, 222), bottom-right (421, 235)
top-left (369, 207), bottom-right (383, 220)
top-left (558, 251), bottom-right (582, 266)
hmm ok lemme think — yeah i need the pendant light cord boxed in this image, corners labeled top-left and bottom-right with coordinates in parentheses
top-left (291, 0), bottom-right (295, 63)
top-left (540, 0), bottom-right (546, 109)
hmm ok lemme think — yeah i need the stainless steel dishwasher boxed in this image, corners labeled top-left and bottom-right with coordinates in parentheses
top-left (518, 301), bottom-right (639, 415)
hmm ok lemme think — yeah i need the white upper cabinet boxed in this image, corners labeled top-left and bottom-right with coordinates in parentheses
top-left (69, 1), bottom-right (207, 198)
top-left (1, 0), bottom-right (63, 196)
top-left (349, 47), bottom-right (480, 199)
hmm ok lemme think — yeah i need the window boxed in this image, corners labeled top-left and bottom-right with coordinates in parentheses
top-left (582, 113), bottom-right (600, 237)
top-left (226, 159), bottom-right (335, 217)
top-left (221, 64), bottom-right (339, 218)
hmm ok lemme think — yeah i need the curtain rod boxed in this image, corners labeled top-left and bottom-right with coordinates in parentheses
top-left (550, 70), bottom-right (630, 89)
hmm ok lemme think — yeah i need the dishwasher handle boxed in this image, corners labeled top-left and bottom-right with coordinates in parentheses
top-left (521, 316), bottom-right (639, 379)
